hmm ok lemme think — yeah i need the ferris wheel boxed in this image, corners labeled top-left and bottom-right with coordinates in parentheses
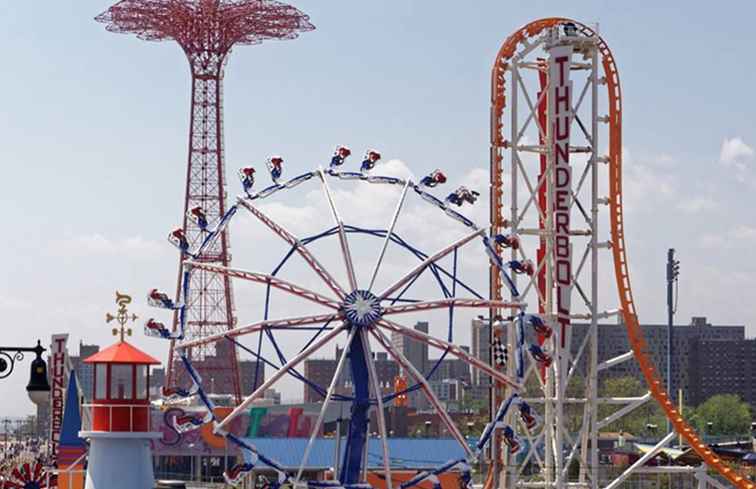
top-left (145, 144), bottom-right (552, 489)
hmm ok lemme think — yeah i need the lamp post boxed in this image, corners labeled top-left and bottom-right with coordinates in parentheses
top-left (0, 340), bottom-right (51, 406)
top-left (665, 248), bottom-right (680, 434)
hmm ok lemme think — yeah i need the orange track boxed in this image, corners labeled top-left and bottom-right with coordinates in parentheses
top-left (489, 18), bottom-right (754, 489)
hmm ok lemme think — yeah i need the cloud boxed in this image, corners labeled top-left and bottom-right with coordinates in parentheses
top-left (621, 147), bottom-right (679, 213)
top-left (676, 197), bottom-right (718, 213)
top-left (719, 137), bottom-right (754, 182)
top-left (54, 234), bottom-right (165, 256)
top-left (719, 137), bottom-right (754, 167)
top-left (699, 225), bottom-right (756, 249)
top-left (0, 294), bottom-right (32, 310)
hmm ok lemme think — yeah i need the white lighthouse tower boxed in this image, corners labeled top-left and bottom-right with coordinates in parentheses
top-left (79, 338), bottom-right (161, 489)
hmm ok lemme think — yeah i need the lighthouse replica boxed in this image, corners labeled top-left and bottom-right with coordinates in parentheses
top-left (79, 292), bottom-right (161, 489)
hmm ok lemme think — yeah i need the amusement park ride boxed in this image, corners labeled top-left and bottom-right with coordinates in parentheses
top-left (95, 3), bottom-right (753, 489)
top-left (95, 0), bottom-right (315, 403)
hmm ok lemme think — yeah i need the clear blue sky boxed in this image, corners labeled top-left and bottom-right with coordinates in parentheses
top-left (1, 1), bottom-right (755, 415)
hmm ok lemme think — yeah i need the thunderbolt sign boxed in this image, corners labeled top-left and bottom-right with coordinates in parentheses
top-left (549, 45), bottom-right (573, 348)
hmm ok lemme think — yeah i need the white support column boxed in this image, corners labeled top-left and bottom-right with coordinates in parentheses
top-left (604, 432), bottom-right (676, 489)
top-left (501, 55), bottom-right (520, 489)
top-left (588, 39), bottom-right (600, 489)
top-left (597, 351), bottom-right (635, 371)
top-left (596, 393), bottom-right (651, 430)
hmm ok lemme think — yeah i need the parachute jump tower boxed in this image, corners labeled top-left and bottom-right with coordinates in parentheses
top-left (489, 18), bottom-right (754, 489)
top-left (95, 0), bottom-right (314, 401)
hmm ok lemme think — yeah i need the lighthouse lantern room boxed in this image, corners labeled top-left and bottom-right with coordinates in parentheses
top-left (84, 341), bottom-right (160, 432)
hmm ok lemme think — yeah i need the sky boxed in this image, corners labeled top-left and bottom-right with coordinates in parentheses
top-left (0, 1), bottom-right (755, 416)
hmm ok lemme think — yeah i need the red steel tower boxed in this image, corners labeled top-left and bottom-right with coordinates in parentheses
top-left (96, 0), bottom-right (314, 401)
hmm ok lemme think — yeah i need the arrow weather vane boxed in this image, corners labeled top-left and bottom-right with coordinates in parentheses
top-left (106, 291), bottom-right (138, 342)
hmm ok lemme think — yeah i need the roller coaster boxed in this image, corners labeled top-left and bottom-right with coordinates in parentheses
top-left (489, 18), bottom-right (754, 489)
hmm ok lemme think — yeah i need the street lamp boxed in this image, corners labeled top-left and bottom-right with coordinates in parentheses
top-left (0, 340), bottom-right (51, 406)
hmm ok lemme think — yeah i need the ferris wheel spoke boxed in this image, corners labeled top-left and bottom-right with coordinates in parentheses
top-left (382, 298), bottom-right (523, 316)
top-left (216, 323), bottom-right (348, 432)
top-left (360, 331), bottom-right (393, 489)
top-left (376, 319), bottom-right (521, 390)
top-left (370, 327), bottom-right (474, 461)
top-left (185, 261), bottom-right (342, 310)
top-left (295, 327), bottom-right (357, 485)
top-left (237, 197), bottom-right (347, 299)
top-left (318, 168), bottom-right (359, 291)
top-left (367, 179), bottom-right (410, 292)
top-left (378, 228), bottom-right (485, 300)
top-left (178, 313), bottom-right (341, 350)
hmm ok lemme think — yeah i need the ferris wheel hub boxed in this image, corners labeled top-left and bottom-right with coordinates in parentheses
top-left (342, 289), bottom-right (383, 327)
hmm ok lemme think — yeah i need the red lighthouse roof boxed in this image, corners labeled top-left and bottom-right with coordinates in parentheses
top-left (84, 340), bottom-right (160, 365)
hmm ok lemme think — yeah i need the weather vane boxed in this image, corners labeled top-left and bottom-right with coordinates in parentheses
top-left (106, 291), bottom-right (137, 341)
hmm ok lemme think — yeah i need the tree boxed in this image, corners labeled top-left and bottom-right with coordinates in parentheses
top-left (598, 376), bottom-right (665, 436)
top-left (691, 394), bottom-right (751, 436)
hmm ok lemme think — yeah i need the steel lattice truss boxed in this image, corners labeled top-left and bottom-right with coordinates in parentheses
top-left (487, 19), bottom-right (755, 489)
top-left (96, 0), bottom-right (314, 402)
top-left (95, 0), bottom-right (315, 51)
top-left (145, 154), bottom-right (557, 489)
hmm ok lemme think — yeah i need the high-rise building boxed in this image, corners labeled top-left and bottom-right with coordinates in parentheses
top-left (71, 343), bottom-right (100, 401)
top-left (568, 316), bottom-right (746, 404)
top-left (471, 318), bottom-right (491, 388)
top-left (391, 321), bottom-right (429, 408)
top-left (238, 359), bottom-right (266, 397)
top-left (303, 348), bottom-right (399, 403)
top-left (689, 338), bottom-right (756, 407)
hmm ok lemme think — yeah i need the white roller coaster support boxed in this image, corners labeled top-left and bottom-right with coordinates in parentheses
top-left (378, 228), bottom-right (485, 300)
top-left (215, 324), bottom-right (347, 431)
top-left (603, 432), bottom-right (676, 489)
top-left (370, 327), bottom-right (474, 460)
top-left (492, 27), bottom-right (609, 489)
top-left (318, 168), bottom-right (358, 291)
top-left (597, 351), bottom-right (635, 371)
top-left (368, 179), bottom-right (410, 292)
top-left (238, 197), bottom-right (347, 299)
top-left (587, 39), bottom-right (600, 489)
top-left (596, 392), bottom-right (651, 430)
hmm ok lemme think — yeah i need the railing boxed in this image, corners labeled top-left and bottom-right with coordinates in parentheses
top-left (82, 403), bottom-right (152, 432)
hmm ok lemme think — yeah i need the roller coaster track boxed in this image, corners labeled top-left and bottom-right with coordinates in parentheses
top-left (490, 17), bottom-right (754, 489)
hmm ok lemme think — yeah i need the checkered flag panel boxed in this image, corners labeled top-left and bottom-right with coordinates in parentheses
top-left (493, 336), bottom-right (508, 368)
